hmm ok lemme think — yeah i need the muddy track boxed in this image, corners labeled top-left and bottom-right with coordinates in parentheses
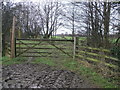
top-left (2, 62), bottom-right (97, 88)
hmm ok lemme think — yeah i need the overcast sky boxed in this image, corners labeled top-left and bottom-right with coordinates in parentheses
top-left (6, 0), bottom-right (120, 3)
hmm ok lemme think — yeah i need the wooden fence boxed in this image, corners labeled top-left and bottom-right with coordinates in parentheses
top-left (76, 45), bottom-right (119, 77)
top-left (5, 42), bottom-right (11, 57)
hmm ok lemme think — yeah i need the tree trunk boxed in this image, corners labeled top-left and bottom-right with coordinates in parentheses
top-left (0, 5), bottom-right (2, 57)
top-left (103, 2), bottom-right (111, 48)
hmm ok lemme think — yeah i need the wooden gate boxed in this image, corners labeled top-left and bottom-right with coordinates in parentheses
top-left (9, 16), bottom-right (78, 59)
top-left (15, 38), bottom-right (74, 58)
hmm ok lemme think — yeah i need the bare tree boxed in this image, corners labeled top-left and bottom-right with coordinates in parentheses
top-left (61, 2), bottom-right (84, 38)
top-left (103, 2), bottom-right (111, 48)
top-left (79, 2), bottom-right (119, 48)
top-left (37, 0), bottom-right (62, 38)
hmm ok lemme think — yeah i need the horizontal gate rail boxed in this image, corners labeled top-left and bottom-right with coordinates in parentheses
top-left (16, 38), bottom-right (74, 42)
top-left (24, 52), bottom-right (53, 54)
top-left (16, 47), bottom-right (67, 49)
top-left (16, 43), bottom-right (73, 45)
top-left (21, 55), bottom-right (59, 57)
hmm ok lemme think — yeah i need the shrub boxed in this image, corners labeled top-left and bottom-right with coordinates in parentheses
top-left (110, 46), bottom-right (120, 60)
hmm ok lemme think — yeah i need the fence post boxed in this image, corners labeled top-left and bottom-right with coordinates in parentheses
top-left (73, 37), bottom-right (76, 60)
top-left (19, 40), bottom-right (20, 54)
top-left (73, 37), bottom-right (79, 60)
top-left (76, 37), bottom-right (79, 54)
top-left (15, 38), bottom-right (16, 57)
top-left (0, 4), bottom-right (2, 58)
top-left (10, 16), bottom-right (16, 58)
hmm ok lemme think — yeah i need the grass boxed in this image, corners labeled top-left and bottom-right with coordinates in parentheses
top-left (31, 57), bottom-right (119, 88)
top-left (79, 37), bottom-right (86, 41)
top-left (52, 36), bottom-right (87, 41)
top-left (52, 36), bottom-right (72, 40)
top-left (109, 38), bottom-right (120, 44)
top-left (1, 56), bottom-right (27, 66)
top-left (31, 57), bottom-right (56, 66)
top-left (61, 59), bottom-right (118, 88)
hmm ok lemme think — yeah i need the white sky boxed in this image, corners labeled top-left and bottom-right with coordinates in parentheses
top-left (5, 0), bottom-right (120, 2)
top-left (10, 0), bottom-right (74, 3)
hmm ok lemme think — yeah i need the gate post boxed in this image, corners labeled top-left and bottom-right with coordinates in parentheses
top-left (76, 37), bottom-right (79, 54)
top-left (15, 38), bottom-right (16, 57)
top-left (0, 3), bottom-right (2, 58)
top-left (10, 16), bottom-right (16, 58)
top-left (73, 37), bottom-right (76, 60)
top-left (73, 36), bottom-right (79, 60)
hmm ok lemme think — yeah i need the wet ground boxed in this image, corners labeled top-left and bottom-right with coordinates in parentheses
top-left (2, 62), bottom-right (97, 88)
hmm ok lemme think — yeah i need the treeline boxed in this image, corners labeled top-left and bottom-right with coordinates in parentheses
top-left (2, 1), bottom-right (120, 56)
top-left (83, 2), bottom-right (120, 48)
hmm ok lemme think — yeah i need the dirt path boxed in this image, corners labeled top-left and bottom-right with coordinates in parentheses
top-left (2, 58), bottom-right (98, 88)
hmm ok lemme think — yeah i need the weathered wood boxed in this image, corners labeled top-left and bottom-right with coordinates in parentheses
top-left (16, 47), bottom-right (67, 49)
top-left (16, 38), bottom-right (74, 42)
top-left (15, 38), bottom-right (16, 57)
top-left (17, 41), bottom-right (42, 56)
top-left (6, 47), bottom-right (11, 52)
top-left (21, 55), bottom-right (58, 57)
top-left (5, 43), bottom-right (11, 56)
top-left (47, 42), bottom-right (73, 58)
top-left (77, 50), bottom-right (119, 62)
top-left (76, 37), bottom-right (79, 54)
top-left (16, 43), bottom-right (40, 45)
top-left (25, 52), bottom-right (53, 54)
top-left (6, 52), bottom-right (11, 55)
top-left (16, 43), bottom-right (73, 46)
top-left (10, 16), bottom-right (16, 58)
top-left (0, 3), bottom-right (2, 57)
top-left (19, 40), bottom-right (20, 55)
top-left (73, 37), bottom-right (76, 60)
top-left (77, 46), bottom-right (110, 53)
top-left (6, 42), bottom-right (11, 47)
top-left (16, 38), bottom-right (73, 58)
top-left (76, 54), bottom-right (118, 69)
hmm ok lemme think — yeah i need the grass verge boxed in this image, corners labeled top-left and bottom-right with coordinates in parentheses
top-left (1, 56), bottom-right (27, 66)
top-left (32, 57), bottom-right (119, 88)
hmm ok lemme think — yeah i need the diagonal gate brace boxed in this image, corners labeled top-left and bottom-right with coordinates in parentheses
top-left (47, 42), bottom-right (73, 58)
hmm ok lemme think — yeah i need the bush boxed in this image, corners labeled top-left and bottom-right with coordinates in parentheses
top-left (110, 46), bottom-right (120, 60)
